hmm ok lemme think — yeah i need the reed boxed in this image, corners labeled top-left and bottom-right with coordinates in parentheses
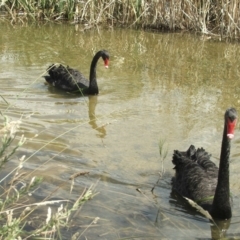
top-left (0, 116), bottom-right (94, 239)
top-left (1, 1), bottom-right (240, 38)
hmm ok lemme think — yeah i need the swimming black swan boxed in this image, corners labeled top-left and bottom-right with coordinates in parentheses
top-left (44, 50), bottom-right (109, 95)
top-left (172, 107), bottom-right (238, 220)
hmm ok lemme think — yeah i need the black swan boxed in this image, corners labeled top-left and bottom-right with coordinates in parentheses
top-left (172, 107), bottom-right (238, 220)
top-left (44, 50), bottom-right (109, 95)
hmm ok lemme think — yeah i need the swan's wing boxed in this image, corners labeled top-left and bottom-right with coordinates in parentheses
top-left (194, 147), bottom-right (218, 175)
top-left (45, 65), bottom-right (89, 91)
top-left (174, 145), bottom-right (218, 173)
top-left (176, 144), bottom-right (196, 159)
top-left (172, 145), bottom-right (217, 202)
top-left (67, 66), bottom-right (89, 87)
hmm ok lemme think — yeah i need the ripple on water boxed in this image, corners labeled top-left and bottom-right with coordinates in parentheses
top-left (1, 23), bottom-right (240, 238)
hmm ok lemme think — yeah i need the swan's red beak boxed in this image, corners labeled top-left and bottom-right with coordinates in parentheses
top-left (104, 59), bottom-right (109, 69)
top-left (227, 119), bottom-right (237, 139)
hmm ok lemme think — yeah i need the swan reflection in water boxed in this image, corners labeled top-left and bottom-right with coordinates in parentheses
top-left (168, 191), bottom-right (232, 240)
top-left (88, 95), bottom-right (106, 138)
top-left (45, 86), bottom-right (106, 138)
top-left (211, 218), bottom-right (231, 240)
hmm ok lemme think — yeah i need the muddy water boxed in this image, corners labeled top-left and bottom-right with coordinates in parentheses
top-left (1, 22), bottom-right (240, 239)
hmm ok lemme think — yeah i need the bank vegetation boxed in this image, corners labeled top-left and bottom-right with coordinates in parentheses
top-left (1, 0), bottom-right (240, 40)
top-left (0, 115), bottom-right (94, 239)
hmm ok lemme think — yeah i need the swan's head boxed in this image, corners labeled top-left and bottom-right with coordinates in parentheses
top-left (225, 108), bottom-right (238, 139)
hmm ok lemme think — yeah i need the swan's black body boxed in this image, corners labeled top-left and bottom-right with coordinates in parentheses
top-left (44, 50), bottom-right (109, 95)
top-left (172, 108), bottom-right (237, 219)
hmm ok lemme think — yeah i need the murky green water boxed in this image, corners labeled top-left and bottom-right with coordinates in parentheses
top-left (1, 22), bottom-right (240, 239)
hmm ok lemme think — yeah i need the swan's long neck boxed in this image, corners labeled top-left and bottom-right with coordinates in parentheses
top-left (211, 122), bottom-right (232, 219)
top-left (88, 51), bottom-right (102, 94)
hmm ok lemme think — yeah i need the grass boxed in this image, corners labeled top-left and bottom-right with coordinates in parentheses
top-left (1, 0), bottom-right (240, 40)
top-left (151, 138), bottom-right (168, 194)
top-left (0, 114), bottom-right (95, 239)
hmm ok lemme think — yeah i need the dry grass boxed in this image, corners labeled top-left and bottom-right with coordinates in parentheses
top-left (1, 0), bottom-right (240, 40)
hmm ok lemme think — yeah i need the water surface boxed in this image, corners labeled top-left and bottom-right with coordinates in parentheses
top-left (1, 22), bottom-right (240, 239)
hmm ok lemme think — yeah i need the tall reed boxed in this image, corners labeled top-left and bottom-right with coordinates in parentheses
top-left (1, 1), bottom-right (240, 40)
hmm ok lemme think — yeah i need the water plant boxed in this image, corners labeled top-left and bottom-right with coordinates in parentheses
top-left (151, 138), bottom-right (168, 194)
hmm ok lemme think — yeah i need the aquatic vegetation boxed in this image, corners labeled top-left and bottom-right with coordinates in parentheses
top-left (0, 0), bottom-right (240, 40)
top-left (0, 116), bottom-right (94, 239)
top-left (151, 138), bottom-right (168, 194)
